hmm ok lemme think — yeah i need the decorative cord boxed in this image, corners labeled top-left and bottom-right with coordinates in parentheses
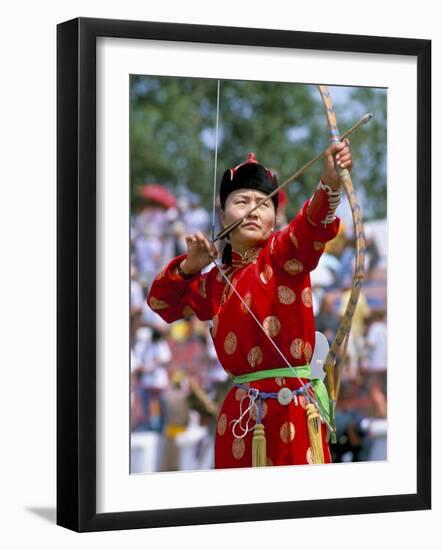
top-left (318, 179), bottom-right (342, 224)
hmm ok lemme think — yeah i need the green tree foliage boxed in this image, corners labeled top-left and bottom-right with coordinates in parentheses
top-left (130, 76), bottom-right (386, 221)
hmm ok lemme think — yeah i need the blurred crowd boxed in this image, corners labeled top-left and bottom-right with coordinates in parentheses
top-left (130, 184), bottom-right (387, 470)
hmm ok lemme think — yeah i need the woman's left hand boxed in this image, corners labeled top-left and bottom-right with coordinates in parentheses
top-left (320, 138), bottom-right (353, 190)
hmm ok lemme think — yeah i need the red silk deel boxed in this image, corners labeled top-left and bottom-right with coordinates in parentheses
top-left (148, 196), bottom-right (339, 468)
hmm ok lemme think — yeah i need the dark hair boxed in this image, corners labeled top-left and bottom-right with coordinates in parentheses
top-left (221, 242), bottom-right (232, 264)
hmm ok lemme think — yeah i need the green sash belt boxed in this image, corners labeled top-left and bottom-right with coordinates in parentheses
top-left (233, 366), bottom-right (330, 424)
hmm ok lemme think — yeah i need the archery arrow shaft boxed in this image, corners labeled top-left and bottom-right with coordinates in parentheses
top-left (214, 113), bottom-right (372, 242)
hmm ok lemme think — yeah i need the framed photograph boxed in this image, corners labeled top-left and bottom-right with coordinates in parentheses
top-left (57, 17), bottom-right (431, 532)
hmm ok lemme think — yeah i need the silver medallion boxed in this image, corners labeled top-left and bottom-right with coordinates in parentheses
top-left (277, 387), bottom-right (293, 406)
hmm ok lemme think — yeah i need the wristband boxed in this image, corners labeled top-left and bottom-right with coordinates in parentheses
top-left (318, 179), bottom-right (342, 224)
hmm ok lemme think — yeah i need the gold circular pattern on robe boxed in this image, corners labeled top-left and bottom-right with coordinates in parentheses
top-left (240, 292), bottom-right (252, 313)
top-left (304, 342), bottom-right (313, 363)
top-left (235, 387), bottom-right (248, 401)
top-left (243, 246), bottom-right (260, 264)
top-left (277, 285), bottom-right (296, 305)
top-left (290, 338), bottom-right (304, 359)
top-left (275, 377), bottom-right (285, 387)
top-left (260, 264), bottom-right (273, 284)
top-left (224, 332), bottom-right (237, 354)
top-left (298, 395), bottom-right (308, 409)
top-left (301, 287), bottom-right (313, 308)
top-left (263, 315), bottom-right (281, 337)
top-left (313, 241), bottom-right (325, 251)
top-left (232, 437), bottom-right (246, 460)
top-left (289, 231), bottom-right (299, 248)
top-left (217, 413), bottom-right (227, 436)
top-left (306, 447), bottom-right (313, 464)
top-left (247, 346), bottom-right (263, 368)
top-left (227, 278), bottom-right (238, 299)
top-left (283, 258), bottom-right (304, 275)
top-left (250, 400), bottom-right (268, 420)
top-left (198, 277), bottom-right (207, 298)
top-left (212, 315), bottom-right (219, 337)
top-left (182, 306), bottom-right (195, 318)
top-left (280, 421), bottom-right (296, 444)
top-left (148, 296), bottom-right (169, 310)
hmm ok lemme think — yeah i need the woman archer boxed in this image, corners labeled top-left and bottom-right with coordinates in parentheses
top-left (147, 140), bottom-right (353, 469)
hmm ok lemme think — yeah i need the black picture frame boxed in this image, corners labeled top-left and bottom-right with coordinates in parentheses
top-left (57, 17), bottom-right (431, 532)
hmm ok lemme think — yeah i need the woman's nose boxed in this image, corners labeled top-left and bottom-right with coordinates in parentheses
top-left (246, 211), bottom-right (259, 222)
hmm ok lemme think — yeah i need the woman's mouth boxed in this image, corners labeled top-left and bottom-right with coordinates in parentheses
top-left (242, 222), bottom-right (260, 229)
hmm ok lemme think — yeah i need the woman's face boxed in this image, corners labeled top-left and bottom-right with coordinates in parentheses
top-left (221, 188), bottom-right (276, 252)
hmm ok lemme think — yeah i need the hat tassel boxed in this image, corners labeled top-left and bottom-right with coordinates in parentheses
top-left (306, 404), bottom-right (325, 464)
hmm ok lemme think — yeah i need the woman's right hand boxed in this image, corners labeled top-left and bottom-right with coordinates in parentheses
top-left (180, 232), bottom-right (218, 275)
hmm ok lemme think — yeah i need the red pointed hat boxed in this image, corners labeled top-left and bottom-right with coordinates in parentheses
top-left (219, 153), bottom-right (279, 210)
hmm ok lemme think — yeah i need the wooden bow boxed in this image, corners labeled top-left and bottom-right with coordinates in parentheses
top-left (317, 85), bottom-right (366, 443)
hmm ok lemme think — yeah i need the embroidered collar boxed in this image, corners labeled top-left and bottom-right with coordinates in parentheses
top-left (231, 245), bottom-right (262, 266)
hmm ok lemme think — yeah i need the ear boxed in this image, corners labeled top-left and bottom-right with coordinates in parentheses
top-left (220, 209), bottom-right (226, 227)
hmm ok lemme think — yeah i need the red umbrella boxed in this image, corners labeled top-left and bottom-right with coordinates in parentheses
top-left (138, 183), bottom-right (177, 208)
